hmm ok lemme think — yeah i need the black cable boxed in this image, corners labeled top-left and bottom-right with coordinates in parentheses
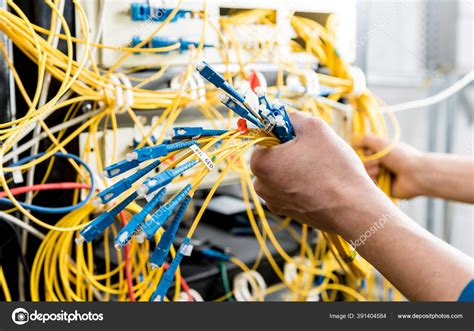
top-left (1, 220), bottom-right (31, 277)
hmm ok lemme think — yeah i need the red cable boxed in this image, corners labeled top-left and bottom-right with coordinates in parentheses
top-left (163, 262), bottom-right (194, 301)
top-left (3, 183), bottom-right (194, 301)
top-left (119, 212), bottom-right (136, 302)
top-left (0, 182), bottom-right (91, 198)
top-left (4, 186), bottom-right (194, 302)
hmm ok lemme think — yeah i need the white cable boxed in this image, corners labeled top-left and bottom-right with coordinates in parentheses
top-left (0, 211), bottom-right (45, 240)
top-left (316, 96), bottom-right (352, 113)
top-left (306, 288), bottom-right (321, 302)
top-left (86, 0), bottom-right (105, 68)
top-left (2, 109), bottom-right (101, 163)
top-left (379, 71), bottom-right (474, 113)
top-left (176, 289), bottom-right (204, 302)
top-left (283, 257), bottom-right (312, 287)
top-left (233, 270), bottom-right (266, 301)
top-left (188, 289), bottom-right (204, 301)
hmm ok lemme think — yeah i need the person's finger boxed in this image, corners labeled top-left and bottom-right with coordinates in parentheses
top-left (363, 159), bottom-right (380, 168)
top-left (253, 178), bottom-right (286, 203)
top-left (288, 112), bottom-right (313, 136)
top-left (266, 202), bottom-right (284, 216)
top-left (366, 162), bottom-right (380, 171)
top-left (253, 181), bottom-right (288, 215)
top-left (285, 112), bottom-right (332, 140)
top-left (355, 134), bottom-right (389, 152)
top-left (367, 166), bottom-right (380, 178)
top-left (253, 178), bottom-right (268, 199)
top-left (250, 147), bottom-right (274, 179)
top-left (354, 134), bottom-right (403, 169)
top-left (251, 136), bottom-right (293, 178)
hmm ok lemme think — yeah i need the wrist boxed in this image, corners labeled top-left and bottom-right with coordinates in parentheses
top-left (409, 152), bottom-right (430, 197)
top-left (333, 182), bottom-right (399, 244)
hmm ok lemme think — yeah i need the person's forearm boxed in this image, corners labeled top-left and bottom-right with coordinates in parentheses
top-left (336, 185), bottom-right (474, 301)
top-left (413, 153), bottom-right (474, 203)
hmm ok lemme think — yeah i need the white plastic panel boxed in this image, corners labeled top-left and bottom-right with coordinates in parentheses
top-left (78, 0), bottom-right (357, 68)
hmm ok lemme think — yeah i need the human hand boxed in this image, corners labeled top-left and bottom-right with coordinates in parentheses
top-left (250, 112), bottom-right (381, 233)
top-left (355, 135), bottom-right (423, 199)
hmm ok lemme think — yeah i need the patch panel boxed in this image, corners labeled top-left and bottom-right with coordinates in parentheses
top-left (77, 0), bottom-right (356, 68)
top-left (130, 3), bottom-right (192, 22)
top-left (131, 35), bottom-right (213, 54)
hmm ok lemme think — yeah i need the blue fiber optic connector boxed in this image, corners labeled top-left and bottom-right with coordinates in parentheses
top-left (114, 188), bottom-right (167, 249)
top-left (152, 37), bottom-right (213, 52)
top-left (150, 196), bottom-right (192, 268)
top-left (200, 248), bottom-right (231, 261)
top-left (140, 185), bottom-right (192, 240)
top-left (131, 3), bottom-right (191, 22)
top-left (218, 94), bottom-right (264, 128)
top-left (131, 35), bottom-right (146, 49)
top-left (103, 159), bottom-right (140, 178)
top-left (105, 138), bottom-right (193, 178)
top-left (138, 160), bottom-right (198, 196)
top-left (97, 159), bottom-right (161, 204)
top-left (196, 61), bottom-right (262, 119)
top-left (253, 87), bottom-right (295, 143)
top-left (172, 127), bottom-right (228, 140)
top-left (132, 36), bottom-right (212, 54)
top-left (195, 61), bottom-right (246, 105)
top-left (127, 140), bottom-right (197, 163)
top-left (151, 237), bottom-right (192, 301)
top-left (77, 191), bottom-right (138, 244)
top-left (270, 101), bottom-right (294, 143)
top-left (255, 87), bottom-right (272, 110)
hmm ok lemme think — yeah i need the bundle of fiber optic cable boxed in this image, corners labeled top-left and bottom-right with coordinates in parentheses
top-left (76, 61), bottom-right (296, 301)
top-left (0, 3), bottom-right (404, 302)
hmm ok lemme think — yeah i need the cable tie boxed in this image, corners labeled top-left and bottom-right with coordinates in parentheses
top-left (349, 66), bottom-right (367, 97)
top-left (118, 73), bottom-right (134, 111)
top-left (109, 75), bottom-right (124, 113)
top-left (342, 250), bottom-right (358, 263)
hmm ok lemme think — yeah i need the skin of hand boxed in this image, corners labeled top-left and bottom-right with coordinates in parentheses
top-left (251, 112), bottom-right (380, 233)
top-left (355, 135), bottom-right (423, 199)
top-left (357, 135), bottom-right (474, 203)
top-left (251, 112), bottom-right (474, 301)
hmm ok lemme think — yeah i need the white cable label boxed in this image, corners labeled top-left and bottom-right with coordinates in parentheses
top-left (189, 144), bottom-right (215, 171)
top-left (180, 243), bottom-right (193, 256)
top-left (12, 170), bottom-right (24, 184)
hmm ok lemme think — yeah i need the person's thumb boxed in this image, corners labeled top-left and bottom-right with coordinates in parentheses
top-left (288, 111), bottom-right (313, 136)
